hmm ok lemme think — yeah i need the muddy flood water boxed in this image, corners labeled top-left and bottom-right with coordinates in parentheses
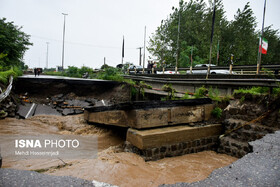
top-left (0, 115), bottom-right (238, 187)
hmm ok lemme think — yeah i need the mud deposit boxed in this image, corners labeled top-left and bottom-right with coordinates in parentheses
top-left (0, 115), bottom-right (237, 187)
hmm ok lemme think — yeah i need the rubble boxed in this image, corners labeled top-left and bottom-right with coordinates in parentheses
top-left (15, 92), bottom-right (112, 119)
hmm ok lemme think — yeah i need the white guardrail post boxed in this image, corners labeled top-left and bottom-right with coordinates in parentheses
top-left (0, 76), bottom-right (13, 103)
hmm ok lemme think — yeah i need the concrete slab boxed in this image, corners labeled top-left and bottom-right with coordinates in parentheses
top-left (64, 100), bottom-right (91, 108)
top-left (84, 99), bottom-right (213, 129)
top-left (62, 108), bottom-right (75, 116)
top-left (17, 103), bottom-right (37, 119)
top-left (85, 110), bottom-right (128, 127)
top-left (126, 124), bottom-right (222, 149)
top-left (33, 104), bottom-right (62, 116)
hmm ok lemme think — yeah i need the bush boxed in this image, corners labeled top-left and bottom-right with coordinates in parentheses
top-left (162, 84), bottom-right (177, 100)
top-left (181, 91), bottom-right (190, 100)
top-left (234, 87), bottom-right (270, 95)
top-left (194, 86), bottom-right (208, 98)
top-left (66, 66), bottom-right (80, 77)
top-left (273, 88), bottom-right (280, 95)
top-left (211, 107), bottom-right (223, 119)
top-left (208, 87), bottom-right (221, 102)
top-left (97, 67), bottom-right (124, 81)
top-left (0, 66), bottom-right (22, 84)
top-left (79, 66), bottom-right (93, 76)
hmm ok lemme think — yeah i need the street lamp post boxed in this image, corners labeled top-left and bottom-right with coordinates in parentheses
top-left (61, 13), bottom-right (68, 70)
top-left (46, 42), bottom-right (49, 69)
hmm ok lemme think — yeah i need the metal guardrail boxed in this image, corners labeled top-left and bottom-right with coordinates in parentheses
top-left (127, 64), bottom-right (280, 75)
top-left (0, 76), bottom-right (13, 102)
top-left (124, 74), bottom-right (280, 88)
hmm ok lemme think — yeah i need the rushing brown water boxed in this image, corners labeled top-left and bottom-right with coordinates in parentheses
top-left (0, 115), bottom-right (237, 187)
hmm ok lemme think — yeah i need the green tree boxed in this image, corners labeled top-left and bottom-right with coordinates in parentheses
top-left (148, 0), bottom-right (227, 67)
top-left (221, 3), bottom-right (258, 65)
top-left (0, 18), bottom-right (32, 70)
top-left (149, 1), bottom-right (280, 67)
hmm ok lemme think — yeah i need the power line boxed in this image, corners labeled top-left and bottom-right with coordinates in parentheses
top-left (31, 35), bottom-right (136, 50)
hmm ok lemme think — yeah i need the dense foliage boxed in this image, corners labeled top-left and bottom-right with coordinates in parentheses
top-left (148, 0), bottom-right (280, 67)
top-left (0, 67), bottom-right (22, 84)
top-left (0, 18), bottom-right (32, 70)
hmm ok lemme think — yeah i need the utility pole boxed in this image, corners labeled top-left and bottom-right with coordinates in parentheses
top-left (143, 26), bottom-right (146, 69)
top-left (217, 39), bottom-right (220, 66)
top-left (257, 0), bottom-right (267, 74)
top-left (46, 42), bottom-right (49, 69)
top-left (137, 47), bottom-right (143, 66)
top-left (122, 36), bottom-right (124, 64)
top-left (175, 3), bottom-right (181, 74)
top-left (61, 13), bottom-right (68, 70)
top-left (104, 57), bottom-right (106, 66)
top-left (206, 0), bottom-right (216, 79)
top-left (190, 46), bottom-right (193, 74)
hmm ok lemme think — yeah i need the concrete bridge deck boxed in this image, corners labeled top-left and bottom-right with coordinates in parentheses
top-left (84, 99), bottom-right (220, 160)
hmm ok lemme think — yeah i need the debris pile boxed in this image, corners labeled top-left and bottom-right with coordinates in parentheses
top-left (0, 97), bottom-right (17, 118)
top-left (16, 93), bottom-right (111, 119)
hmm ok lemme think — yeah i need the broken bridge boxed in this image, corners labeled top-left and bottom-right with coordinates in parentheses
top-left (84, 98), bottom-right (222, 161)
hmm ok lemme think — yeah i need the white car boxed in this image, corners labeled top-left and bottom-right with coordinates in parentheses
top-left (186, 64), bottom-right (235, 74)
top-left (128, 65), bottom-right (144, 74)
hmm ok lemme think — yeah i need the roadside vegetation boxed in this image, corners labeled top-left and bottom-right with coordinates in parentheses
top-left (157, 82), bottom-right (280, 119)
top-left (0, 67), bottom-right (22, 84)
top-left (234, 87), bottom-right (280, 96)
top-left (0, 18), bottom-right (32, 84)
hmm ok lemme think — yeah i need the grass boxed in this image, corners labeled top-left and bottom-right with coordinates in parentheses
top-left (44, 71), bottom-right (64, 76)
top-left (45, 66), bottom-right (128, 82)
top-left (234, 87), bottom-right (270, 95)
top-left (234, 87), bottom-right (280, 96)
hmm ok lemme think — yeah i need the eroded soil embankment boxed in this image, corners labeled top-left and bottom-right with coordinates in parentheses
top-left (0, 115), bottom-right (237, 187)
top-left (14, 77), bottom-right (131, 103)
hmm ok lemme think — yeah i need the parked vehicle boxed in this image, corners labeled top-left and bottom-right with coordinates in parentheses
top-left (156, 71), bottom-right (180, 74)
top-left (128, 65), bottom-right (143, 74)
top-left (186, 64), bottom-right (235, 74)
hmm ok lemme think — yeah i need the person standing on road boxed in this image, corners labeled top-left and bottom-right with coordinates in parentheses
top-left (37, 68), bottom-right (41, 76)
top-left (34, 68), bottom-right (37, 77)
top-left (147, 61), bottom-right (151, 74)
top-left (153, 62), bottom-right (157, 74)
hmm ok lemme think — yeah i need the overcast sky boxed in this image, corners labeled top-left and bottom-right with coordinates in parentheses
top-left (0, 0), bottom-right (279, 69)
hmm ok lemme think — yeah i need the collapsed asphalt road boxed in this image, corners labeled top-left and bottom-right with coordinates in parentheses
top-left (161, 130), bottom-right (280, 187)
top-left (17, 94), bottom-right (111, 119)
top-left (0, 169), bottom-right (94, 187)
top-left (0, 168), bottom-right (117, 187)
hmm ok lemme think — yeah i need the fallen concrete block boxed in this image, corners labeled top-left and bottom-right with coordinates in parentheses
top-left (17, 103), bottom-right (37, 119)
top-left (126, 124), bottom-right (222, 149)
